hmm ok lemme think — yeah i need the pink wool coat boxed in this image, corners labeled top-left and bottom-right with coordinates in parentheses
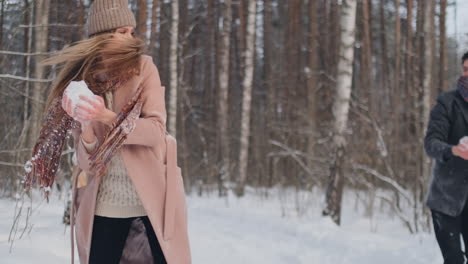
top-left (70, 55), bottom-right (191, 264)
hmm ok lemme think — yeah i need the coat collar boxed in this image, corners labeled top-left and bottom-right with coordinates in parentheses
top-left (453, 91), bottom-right (468, 125)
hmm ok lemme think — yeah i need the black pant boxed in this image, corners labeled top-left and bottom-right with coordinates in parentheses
top-left (432, 202), bottom-right (468, 264)
top-left (89, 215), bottom-right (166, 264)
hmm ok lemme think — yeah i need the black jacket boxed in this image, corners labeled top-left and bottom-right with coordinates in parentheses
top-left (425, 89), bottom-right (468, 216)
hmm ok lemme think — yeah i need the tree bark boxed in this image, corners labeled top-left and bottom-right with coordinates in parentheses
top-left (439, 0), bottom-right (447, 93)
top-left (361, 0), bottom-right (372, 111)
top-left (379, 0), bottom-right (389, 102)
top-left (77, 0), bottom-right (85, 38)
top-left (323, 0), bottom-right (358, 226)
top-left (26, 0), bottom-right (50, 149)
top-left (149, 0), bottom-right (159, 56)
top-left (0, 0), bottom-right (4, 48)
top-left (421, 0), bottom-right (436, 230)
top-left (217, 0), bottom-right (232, 196)
top-left (264, 0), bottom-right (277, 187)
top-left (236, 0), bottom-right (257, 196)
top-left (307, 0), bottom-right (319, 169)
top-left (392, 0), bottom-right (402, 175)
top-left (137, 0), bottom-right (148, 43)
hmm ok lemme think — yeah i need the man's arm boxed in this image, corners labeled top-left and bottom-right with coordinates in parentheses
top-left (424, 96), bottom-right (455, 163)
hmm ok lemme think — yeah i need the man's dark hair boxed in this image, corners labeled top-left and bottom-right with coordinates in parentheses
top-left (462, 52), bottom-right (468, 65)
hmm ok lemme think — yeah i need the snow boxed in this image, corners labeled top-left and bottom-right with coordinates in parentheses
top-left (0, 188), bottom-right (442, 264)
top-left (23, 161), bottom-right (32, 174)
top-left (460, 136), bottom-right (468, 146)
top-left (63, 80), bottom-right (95, 117)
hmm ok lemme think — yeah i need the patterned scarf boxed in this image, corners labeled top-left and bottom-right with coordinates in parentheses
top-left (457, 76), bottom-right (468, 102)
top-left (23, 60), bottom-right (143, 200)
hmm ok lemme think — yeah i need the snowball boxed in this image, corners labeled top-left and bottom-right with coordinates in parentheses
top-left (63, 80), bottom-right (97, 117)
top-left (460, 136), bottom-right (468, 146)
top-left (24, 160), bottom-right (32, 173)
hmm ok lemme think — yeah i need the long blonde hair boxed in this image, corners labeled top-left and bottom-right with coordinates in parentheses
top-left (41, 32), bottom-right (145, 111)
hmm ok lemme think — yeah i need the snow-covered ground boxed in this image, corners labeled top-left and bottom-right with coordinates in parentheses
top-left (0, 188), bottom-right (442, 264)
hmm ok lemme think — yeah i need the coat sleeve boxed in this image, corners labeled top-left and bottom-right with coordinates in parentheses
top-left (424, 95), bottom-right (455, 163)
top-left (71, 124), bottom-right (98, 174)
top-left (123, 56), bottom-right (167, 147)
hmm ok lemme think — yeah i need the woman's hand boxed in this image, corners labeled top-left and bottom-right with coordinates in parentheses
top-left (61, 93), bottom-right (104, 123)
top-left (61, 92), bottom-right (74, 118)
top-left (77, 95), bottom-right (118, 127)
top-left (62, 92), bottom-right (117, 127)
top-left (61, 94), bottom-right (98, 143)
top-left (74, 95), bottom-right (106, 122)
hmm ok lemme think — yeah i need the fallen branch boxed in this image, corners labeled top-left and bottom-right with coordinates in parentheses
top-left (376, 194), bottom-right (415, 234)
top-left (0, 50), bottom-right (51, 56)
top-left (0, 74), bottom-right (53, 83)
top-left (352, 163), bottom-right (412, 204)
top-left (18, 23), bottom-right (83, 28)
top-left (269, 139), bottom-right (320, 180)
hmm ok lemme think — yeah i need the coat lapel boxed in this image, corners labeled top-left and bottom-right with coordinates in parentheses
top-left (454, 93), bottom-right (468, 126)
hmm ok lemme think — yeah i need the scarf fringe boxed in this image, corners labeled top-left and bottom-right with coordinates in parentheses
top-left (23, 97), bottom-right (79, 200)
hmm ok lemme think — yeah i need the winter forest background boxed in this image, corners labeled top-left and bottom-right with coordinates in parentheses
top-left (0, 0), bottom-right (465, 263)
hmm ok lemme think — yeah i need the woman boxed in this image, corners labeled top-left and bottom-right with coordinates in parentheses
top-left (24, 0), bottom-right (191, 263)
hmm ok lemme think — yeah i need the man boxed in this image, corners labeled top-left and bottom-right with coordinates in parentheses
top-left (425, 52), bottom-right (468, 264)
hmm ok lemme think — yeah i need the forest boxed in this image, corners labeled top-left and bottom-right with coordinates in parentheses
top-left (0, 0), bottom-right (461, 235)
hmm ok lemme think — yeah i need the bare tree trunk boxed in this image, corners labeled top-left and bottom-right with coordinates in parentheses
top-left (26, 0), bottom-right (50, 148)
top-left (439, 0), bottom-right (447, 93)
top-left (237, 0), bottom-right (246, 71)
top-left (236, 0), bottom-right (257, 197)
top-left (264, 0), bottom-right (277, 188)
top-left (199, 0), bottom-right (217, 188)
top-left (77, 0), bottom-right (84, 38)
top-left (158, 1), bottom-right (168, 85)
top-left (379, 0), bottom-right (389, 103)
top-left (13, 0), bottom-right (34, 194)
top-left (168, 0), bottom-right (179, 136)
top-left (217, 0), bottom-right (232, 196)
top-left (22, 0), bottom-right (31, 126)
top-left (307, 0), bottom-right (319, 169)
top-left (405, 0), bottom-right (413, 120)
top-left (392, 0), bottom-right (402, 179)
top-left (394, 0), bottom-right (401, 97)
top-left (361, 0), bottom-right (372, 111)
top-left (149, 0), bottom-right (159, 56)
top-left (329, 0), bottom-right (340, 76)
top-left (416, 0), bottom-right (424, 83)
top-left (421, 0), bottom-right (435, 231)
top-left (322, 0), bottom-right (357, 225)
top-left (137, 0), bottom-right (148, 43)
top-left (0, 0), bottom-right (4, 48)
top-left (283, 0), bottom-right (302, 186)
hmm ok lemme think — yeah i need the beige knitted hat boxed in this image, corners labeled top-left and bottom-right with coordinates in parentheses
top-left (87, 0), bottom-right (136, 37)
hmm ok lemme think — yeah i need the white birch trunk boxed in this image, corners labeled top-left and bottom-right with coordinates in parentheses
top-left (218, 0), bottom-right (232, 195)
top-left (323, 0), bottom-right (357, 225)
top-left (236, 0), bottom-right (257, 196)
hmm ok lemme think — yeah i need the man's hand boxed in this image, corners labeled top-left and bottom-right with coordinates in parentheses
top-left (452, 144), bottom-right (468, 160)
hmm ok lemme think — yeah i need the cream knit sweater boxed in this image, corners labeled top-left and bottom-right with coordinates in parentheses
top-left (81, 90), bottom-right (146, 218)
